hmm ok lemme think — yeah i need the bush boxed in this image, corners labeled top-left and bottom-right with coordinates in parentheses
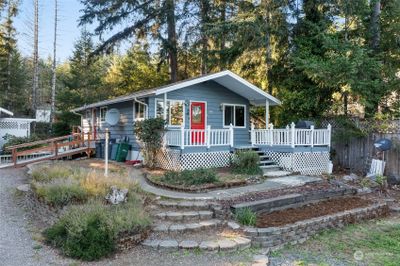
top-left (44, 199), bottom-right (151, 261)
top-left (31, 165), bottom-right (74, 182)
top-left (231, 151), bottom-right (262, 175)
top-left (162, 168), bottom-right (219, 186)
top-left (235, 207), bottom-right (257, 226)
top-left (2, 134), bottom-right (42, 153)
top-left (134, 118), bottom-right (166, 168)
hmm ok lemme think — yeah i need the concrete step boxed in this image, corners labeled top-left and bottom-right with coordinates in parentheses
top-left (259, 155), bottom-right (270, 159)
top-left (142, 236), bottom-right (251, 252)
top-left (259, 160), bottom-right (275, 165)
top-left (153, 219), bottom-right (222, 233)
top-left (263, 170), bottom-right (291, 177)
top-left (153, 210), bottom-right (214, 222)
top-left (260, 165), bottom-right (281, 170)
top-left (156, 200), bottom-right (213, 211)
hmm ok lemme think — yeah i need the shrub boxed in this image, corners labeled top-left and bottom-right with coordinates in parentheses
top-left (33, 179), bottom-right (88, 206)
top-left (231, 151), bottom-right (262, 175)
top-left (44, 199), bottom-right (151, 261)
top-left (31, 165), bottom-right (74, 182)
top-left (2, 133), bottom-right (42, 153)
top-left (235, 207), bottom-right (257, 226)
top-left (162, 168), bottom-right (219, 186)
top-left (134, 118), bottom-right (166, 168)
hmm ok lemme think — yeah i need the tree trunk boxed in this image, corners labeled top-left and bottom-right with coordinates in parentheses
top-left (32, 0), bottom-right (39, 113)
top-left (370, 0), bottom-right (381, 51)
top-left (264, 0), bottom-right (272, 94)
top-left (166, 0), bottom-right (177, 82)
top-left (51, 0), bottom-right (58, 123)
top-left (219, 0), bottom-right (226, 71)
top-left (200, 0), bottom-right (210, 74)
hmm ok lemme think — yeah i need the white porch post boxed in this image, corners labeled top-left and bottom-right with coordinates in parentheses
top-left (327, 124), bottom-right (332, 150)
top-left (229, 123), bottom-right (234, 147)
top-left (206, 125), bottom-right (211, 148)
top-left (180, 125), bottom-right (185, 150)
top-left (163, 93), bottom-right (168, 121)
top-left (265, 99), bottom-right (269, 129)
top-left (291, 122), bottom-right (296, 148)
top-left (251, 123), bottom-right (255, 146)
top-left (269, 123), bottom-right (274, 146)
top-left (310, 125), bottom-right (314, 148)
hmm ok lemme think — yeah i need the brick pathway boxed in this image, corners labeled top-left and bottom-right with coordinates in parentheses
top-left (130, 168), bottom-right (321, 200)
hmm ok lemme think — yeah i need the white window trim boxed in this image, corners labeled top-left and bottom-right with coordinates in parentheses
top-left (133, 101), bottom-right (148, 122)
top-left (222, 103), bottom-right (246, 128)
top-left (189, 101), bottom-right (207, 129)
top-left (155, 98), bottom-right (185, 127)
top-left (99, 107), bottom-right (108, 124)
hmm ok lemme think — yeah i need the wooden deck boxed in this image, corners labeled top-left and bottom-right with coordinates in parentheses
top-left (2, 133), bottom-right (94, 168)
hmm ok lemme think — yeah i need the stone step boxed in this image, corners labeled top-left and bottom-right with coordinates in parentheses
top-left (153, 210), bottom-right (214, 222)
top-left (260, 165), bottom-right (280, 170)
top-left (263, 170), bottom-right (291, 177)
top-left (259, 160), bottom-right (275, 165)
top-left (142, 236), bottom-right (251, 252)
top-left (153, 219), bottom-right (222, 233)
top-left (156, 200), bottom-right (213, 211)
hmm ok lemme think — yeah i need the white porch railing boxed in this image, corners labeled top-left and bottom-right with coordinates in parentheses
top-left (251, 122), bottom-right (331, 148)
top-left (165, 125), bottom-right (234, 149)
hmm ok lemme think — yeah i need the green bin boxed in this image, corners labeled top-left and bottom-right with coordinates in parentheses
top-left (116, 143), bottom-right (130, 162)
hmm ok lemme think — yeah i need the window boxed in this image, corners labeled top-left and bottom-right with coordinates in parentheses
top-left (155, 99), bottom-right (184, 126)
top-left (223, 104), bottom-right (246, 128)
top-left (100, 107), bottom-right (107, 123)
top-left (134, 102), bottom-right (147, 121)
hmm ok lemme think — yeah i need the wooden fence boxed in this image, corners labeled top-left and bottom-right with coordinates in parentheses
top-left (331, 132), bottom-right (400, 177)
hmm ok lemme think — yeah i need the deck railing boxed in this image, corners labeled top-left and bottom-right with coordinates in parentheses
top-left (251, 123), bottom-right (331, 148)
top-left (165, 125), bottom-right (234, 149)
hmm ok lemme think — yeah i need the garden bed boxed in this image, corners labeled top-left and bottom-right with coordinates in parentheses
top-left (256, 197), bottom-right (372, 227)
top-left (144, 167), bottom-right (252, 192)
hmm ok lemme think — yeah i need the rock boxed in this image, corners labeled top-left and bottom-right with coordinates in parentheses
top-left (179, 240), bottom-right (199, 249)
top-left (16, 184), bottom-right (30, 192)
top-left (343, 173), bottom-right (359, 182)
top-left (252, 254), bottom-right (269, 266)
top-left (227, 221), bottom-right (240, 230)
top-left (169, 224), bottom-right (186, 232)
top-left (357, 187), bottom-right (372, 195)
top-left (142, 239), bottom-right (160, 249)
top-left (105, 186), bottom-right (128, 204)
top-left (199, 240), bottom-right (219, 252)
top-left (232, 236), bottom-right (251, 250)
top-left (218, 239), bottom-right (237, 252)
top-left (159, 240), bottom-right (179, 250)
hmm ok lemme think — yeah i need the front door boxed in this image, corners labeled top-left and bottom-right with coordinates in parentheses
top-left (190, 102), bottom-right (206, 144)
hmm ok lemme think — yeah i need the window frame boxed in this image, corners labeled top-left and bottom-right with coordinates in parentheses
top-left (99, 107), bottom-right (108, 123)
top-left (134, 101), bottom-right (148, 122)
top-left (155, 98), bottom-right (185, 127)
top-left (222, 103), bottom-right (246, 128)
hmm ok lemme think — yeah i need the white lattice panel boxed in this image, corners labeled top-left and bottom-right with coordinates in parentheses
top-left (180, 151), bottom-right (232, 170)
top-left (262, 151), bottom-right (330, 175)
top-left (155, 149), bottom-right (232, 171)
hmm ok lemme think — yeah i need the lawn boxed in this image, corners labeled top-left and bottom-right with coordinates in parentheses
top-left (271, 215), bottom-right (400, 266)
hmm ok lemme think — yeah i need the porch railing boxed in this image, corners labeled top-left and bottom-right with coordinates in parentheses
top-left (251, 122), bottom-right (331, 148)
top-left (165, 125), bottom-right (234, 149)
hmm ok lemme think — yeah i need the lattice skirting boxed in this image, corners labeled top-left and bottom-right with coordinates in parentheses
top-left (156, 149), bottom-right (232, 171)
top-left (263, 151), bottom-right (330, 175)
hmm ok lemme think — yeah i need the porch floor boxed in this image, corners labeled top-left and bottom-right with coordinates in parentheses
top-left (131, 168), bottom-right (321, 200)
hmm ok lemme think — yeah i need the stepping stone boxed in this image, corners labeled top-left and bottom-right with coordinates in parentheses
top-left (263, 170), bottom-right (291, 177)
top-left (165, 211), bottom-right (184, 221)
top-left (153, 223), bottom-right (169, 232)
top-left (184, 223), bottom-right (203, 231)
top-left (218, 239), bottom-right (237, 252)
top-left (390, 206), bottom-right (400, 213)
top-left (158, 201), bottom-right (178, 208)
top-left (227, 221), bottom-right (241, 230)
top-left (142, 239), bottom-right (160, 249)
top-left (17, 184), bottom-right (30, 192)
top-left (169, 224), bottom-right (186, 232)
top-left (233, 236), bottom-right (251, 250)
top-left (159, 240), bottom-right (179, 251)
top-left (179, 240), bottom-right (199, 249)
top-left (182, 211), bottom-right (200, 220)
top-left (199, 240), bottom-right (219, 252)
top-left (252, 254), bottom-right (269, 266)
top-left (198, 210), bottom-right (213, 219)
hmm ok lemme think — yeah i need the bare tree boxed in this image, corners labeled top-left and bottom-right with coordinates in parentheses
top-left (31, 0), bottom-right (39, 113)
top-left (50, 0), bottom-right (57, 123)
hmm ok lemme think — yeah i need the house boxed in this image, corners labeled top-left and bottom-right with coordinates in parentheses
top-left (0, 107), bottom-right (36, 152)
top-left (72, 70), bottom-right (331, 175)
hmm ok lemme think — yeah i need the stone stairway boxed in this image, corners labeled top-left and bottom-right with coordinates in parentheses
top-left (143, 199), bottom-right (251, 252)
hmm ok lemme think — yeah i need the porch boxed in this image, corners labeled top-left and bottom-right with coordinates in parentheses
top-left (164, 122), bottom-right (332, 151)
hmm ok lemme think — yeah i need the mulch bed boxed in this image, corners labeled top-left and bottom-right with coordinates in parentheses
top-left (256, 197), bottom-right (372, 228)
top-left (218, 181), bottom-right (333, 208)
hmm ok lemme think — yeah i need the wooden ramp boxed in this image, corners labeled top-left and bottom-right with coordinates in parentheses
top-left (2, 133), bottom-right (94, 168)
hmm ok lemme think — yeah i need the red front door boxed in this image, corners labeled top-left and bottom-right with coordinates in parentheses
top-left (190, 102), bottom-right (206, 144)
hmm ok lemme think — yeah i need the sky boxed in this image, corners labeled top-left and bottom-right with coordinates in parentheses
top-left (14, 0), bottom-right (84, 62)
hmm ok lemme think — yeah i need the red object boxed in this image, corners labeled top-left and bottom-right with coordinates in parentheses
top-left (125, 160), bottom-right (142, 165)
top-left (190, 102), bottom-right (206, 144)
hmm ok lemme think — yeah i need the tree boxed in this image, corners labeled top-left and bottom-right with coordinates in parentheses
top-left (50, 0), bottom-right (58, 123)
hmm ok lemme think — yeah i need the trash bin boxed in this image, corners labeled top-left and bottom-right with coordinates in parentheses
top-left (95, 142), bottom-right (103, 158)
top-left (116, 142), bottom-right (130, 162)
top-left (111, 144), bottom-right (119, 160)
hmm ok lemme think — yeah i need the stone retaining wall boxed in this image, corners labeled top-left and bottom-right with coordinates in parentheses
top-left (244, 203), bottom-right (389, 250)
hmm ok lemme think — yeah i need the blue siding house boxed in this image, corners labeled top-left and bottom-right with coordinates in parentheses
top-left (72, 70), bottom-right (331, 174)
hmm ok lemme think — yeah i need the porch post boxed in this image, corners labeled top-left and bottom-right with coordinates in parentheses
top-left (265, 99), bottom-right (269, 129)
top-left (327, 124), bottom-right (332, 150)
top-left (163, 93), bottom-right (168, 121)
top-left (251, 123), bottom-right (255, 146)
top-left (310, 125), bottom-right (314, 148)
top-left (270, 123), bottom-right (274, 146)
top-left (180, 125), bottom-right (185, 150)
top-left (229, 123), bottom-right (234, 147)
top-left (206, 125), bottom-right (211, 148)
top-left (291, 122), bottom-right (295, 148)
